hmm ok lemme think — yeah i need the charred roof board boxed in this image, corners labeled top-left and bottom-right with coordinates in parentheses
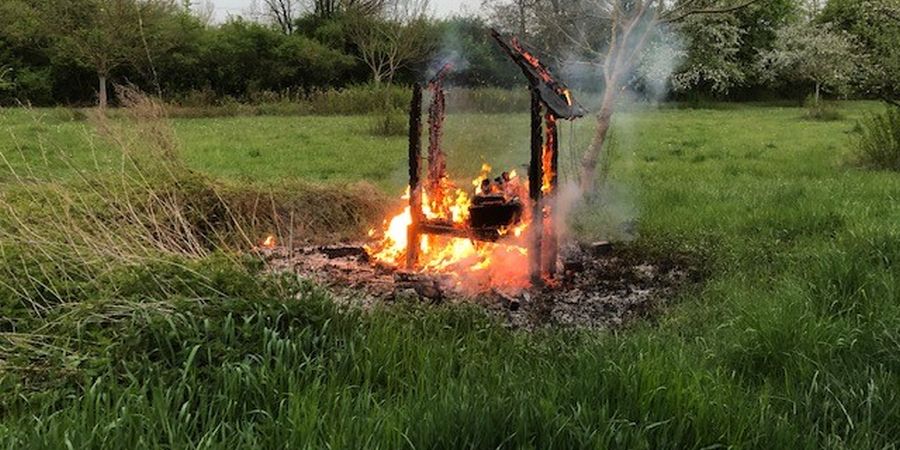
top-left (490, 29), bottom-right (586, 120)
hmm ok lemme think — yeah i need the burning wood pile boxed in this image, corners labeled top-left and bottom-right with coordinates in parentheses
top-left (254, 30), bottom-right (694, 327)
top-left (365, 29), bottom-right (586, 294)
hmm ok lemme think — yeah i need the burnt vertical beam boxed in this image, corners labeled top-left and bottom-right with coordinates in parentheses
top-left (406, 83), bottom-right (423, 269)
top-left (529, 89), bottom-right (544, 286)
top-left (427, 78), bottom-right (447, 192)
top-left (546, 113), bottom-right (560, 278)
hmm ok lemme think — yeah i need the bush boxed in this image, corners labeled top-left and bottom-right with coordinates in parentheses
top-left (166, 84), bottom-right (413, 118)
top-left (803, 95), bottom-right (843, 121)
top-left (162, 86), bottom-right (569, 119)
top-left (856, 106), bottom-right (900, 170)
top-left (369, 107), bottom-right (407, 136)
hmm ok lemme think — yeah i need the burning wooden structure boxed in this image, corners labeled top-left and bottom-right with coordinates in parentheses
top-left (403, 30), bottom-right (584, 285)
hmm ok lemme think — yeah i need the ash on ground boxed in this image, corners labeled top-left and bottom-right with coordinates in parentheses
top-left (257, 242), bottom-right (694, 330)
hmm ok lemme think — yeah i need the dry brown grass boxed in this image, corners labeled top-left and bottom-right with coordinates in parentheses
top-left (0, 86), bottom-right (386, 313)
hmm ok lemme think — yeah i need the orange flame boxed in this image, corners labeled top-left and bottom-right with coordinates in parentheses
top-left (261, 234), bottom-right (277, 249)
top-left (366, 165), bottom-right (533, 293)
top-left (542, 114), bottom-right (557, 194)
top-left (511, 38), bottom-right (574, 109)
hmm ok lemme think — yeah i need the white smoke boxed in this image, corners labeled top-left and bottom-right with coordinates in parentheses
top-left (635, 24), bottom-right (688, 104)
top-left (425, 28), bottom-right (471, 82)
top-left (546, 18), bottom-right (688, 244)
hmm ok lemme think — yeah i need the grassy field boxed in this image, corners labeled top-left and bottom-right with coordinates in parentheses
top-left (1, 101), bottom-right (899, 448)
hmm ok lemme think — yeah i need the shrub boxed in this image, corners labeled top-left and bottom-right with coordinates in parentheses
top-left (369, 107), bottom-right (407, 136)
top-left (803, 95), bottom-right (843, 121)
top-left (855, 106), bottom-right (900, 170)
top-left (162, 86), bottom-right (555, 119)
top-left (445, 88), bottom-right (531, 113)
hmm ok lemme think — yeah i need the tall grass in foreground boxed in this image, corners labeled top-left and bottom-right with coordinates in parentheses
top-left (0, 87), bottom-right (242, 308)
top-left (0, 87), bottom-right (384, 395)
top-left (855, 105), bottom-right (900, 170)
top-left (0, 88), bottom-right (383, 296)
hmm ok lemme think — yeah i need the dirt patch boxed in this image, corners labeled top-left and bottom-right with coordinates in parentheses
top-left (258, 242), bottom-right (696, 330)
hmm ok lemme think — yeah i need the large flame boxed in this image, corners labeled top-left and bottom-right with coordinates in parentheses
top-left (542, 114), bottom-right (557, 193)
top-left (366, 167), bottom-right (532, 293)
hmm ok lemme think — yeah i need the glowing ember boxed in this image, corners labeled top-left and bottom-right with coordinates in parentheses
top-left (261, 234), bottom-right (277, 249)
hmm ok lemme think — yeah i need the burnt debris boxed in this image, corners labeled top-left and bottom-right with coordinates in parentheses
top-left (257, 243), bottom-right (693, 330)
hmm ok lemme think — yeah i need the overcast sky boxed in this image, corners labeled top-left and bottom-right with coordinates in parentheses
top-left (209, 0), bottom-right (484, 22)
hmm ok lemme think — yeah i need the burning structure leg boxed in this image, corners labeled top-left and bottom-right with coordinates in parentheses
top-left (426, 70), bottom-right (449, 193)
top-left (545, 113), bottom-right (559, 277)
top-left (406, 83), bottom-right (423, 269)
top-left (529, 89), bottom-right (544, 286)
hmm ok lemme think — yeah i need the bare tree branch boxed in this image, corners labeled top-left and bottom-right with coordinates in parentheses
top-left (262, 0), bottom-right (297, 34)
top-left (660, 0), bottom-right (765, 23)
top-left (491, 0), bottom-right (760, 192)
top-left (348, 0), bottom-right (432, 84)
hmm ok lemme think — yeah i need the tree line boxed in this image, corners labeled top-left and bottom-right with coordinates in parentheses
top-left (0, 0), bottom-right (896, 107)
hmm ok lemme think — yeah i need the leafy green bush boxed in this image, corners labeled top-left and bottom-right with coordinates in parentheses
top-left (855, 106), bottom-right (900, 170)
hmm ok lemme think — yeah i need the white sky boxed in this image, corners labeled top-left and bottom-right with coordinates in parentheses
top-left (209, 0), bottom-right (484, 22)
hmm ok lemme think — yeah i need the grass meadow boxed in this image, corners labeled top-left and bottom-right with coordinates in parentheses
top-left (1, 100), bottom-right (899, 448)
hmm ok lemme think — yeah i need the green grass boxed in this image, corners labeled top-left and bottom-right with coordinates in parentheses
top-left (2, 101), bottom-right (900, 448)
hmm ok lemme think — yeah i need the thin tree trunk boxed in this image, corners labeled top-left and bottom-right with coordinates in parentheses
top-left (517, 0), bottom-right (527, 37)
top-left (814, 82), bottom-right (820, 107)
top-left (98, 74), bottom-right (108, 109)
top-left (579, 87), bottom-right (617, 193)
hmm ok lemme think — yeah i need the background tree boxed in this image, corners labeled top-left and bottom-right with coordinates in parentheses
top-left (313, 0), bottom-right (386, 18)
top-left (185, 0), bottom-right (215, 25)
top-left (431, 17), bottom-right (521, 88)
top-left (801, 0), bottom-right (825, 19)
top-left (0, 67), bottom-right (11, 93)
top-left (484, 0), bottom-right (536, 38)
top-left (726, 0), bottom-right (799, 98)
top-left (524, 0), bottom-right (760, 192)
top-left (348, 0), bottom-right (433, 85)
top-left (50, 0), bottom-right (172, 108)
top-left (0, 0), bottom-right (63, 104)
top-left (669, 13), bottom-right (746, 95)
top-left (262, 0), bottom-right (300, 34)
top-left (343, 0), bottom-right (388, 15)
top-left (757, 22), bottom-right (867, 107)
top-left (819, 0), bottom-right (900, 106)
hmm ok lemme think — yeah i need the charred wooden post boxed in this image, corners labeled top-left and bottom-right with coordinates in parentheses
top-left (406, 83), bottom-right (423, 269)
top-left (492, 28), bottom-right (585, 286)
top-left (546, 113), bottom-right (559, 277)
top-left (529, 89), bottom-right (544, 285)
top-left (427, 68), bottom-right (449, 192)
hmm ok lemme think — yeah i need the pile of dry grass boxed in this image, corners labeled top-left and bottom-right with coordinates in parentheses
top-left (0, 86), bottom-right (386, 311)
